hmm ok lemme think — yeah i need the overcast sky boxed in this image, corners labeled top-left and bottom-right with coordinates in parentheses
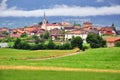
top-left (0, 0), bottom-right (120, 28)
top-left (0, 0), bottom-right (120, 17)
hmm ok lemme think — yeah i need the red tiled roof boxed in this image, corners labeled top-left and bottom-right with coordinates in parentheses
top-left (106, 37), bottom-right (120, 42)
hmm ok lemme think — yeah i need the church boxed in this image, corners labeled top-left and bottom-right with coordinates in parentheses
top-left (41, 12), bottom-right (63, 31)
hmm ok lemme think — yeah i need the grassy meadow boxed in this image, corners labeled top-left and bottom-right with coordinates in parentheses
top-left (0, 47), bottom-right (120, 80)
top-left (0, 48), bottom-right (77, 60)
top-left (0, 47), bottom-right (120, 69)
top-left (0, 70), bottom-right (120, 80)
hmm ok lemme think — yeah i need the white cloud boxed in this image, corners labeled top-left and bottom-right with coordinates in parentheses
top-left (0, 0), bottom-right (120, 17)
top-left (0, 0), bottom-right (7, 10)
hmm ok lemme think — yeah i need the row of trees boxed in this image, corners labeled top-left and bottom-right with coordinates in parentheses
top-left (13, 32), bottom-right (106, 50)
top-left (13, 38), bottom-right (72, 50)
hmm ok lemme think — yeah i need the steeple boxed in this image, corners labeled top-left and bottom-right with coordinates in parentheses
top-left (43, 11), bottom-right (46, 21)
top-left (42, 12), bottom-right (47, 30)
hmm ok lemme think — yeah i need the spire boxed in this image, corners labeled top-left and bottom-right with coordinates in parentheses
top-left (43, 11), bottom-right (46, 20)
top-left (42, 11), bottom-right (47, 30)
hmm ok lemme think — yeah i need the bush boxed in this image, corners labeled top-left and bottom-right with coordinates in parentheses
top-left (115, 41), bottom-right (120, 47)
top-left (86, 33), bottom-right (106, 48)
top-left (62, 42), bottom-right (72, 50)
top-left (46, 39), bottom-right (55, 49)
top-left (71, 36), bottom-right (83, 49)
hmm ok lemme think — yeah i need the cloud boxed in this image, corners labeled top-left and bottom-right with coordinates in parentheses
top-left (0, 0), bottom-right (7, 10)
top-left (0, 0), bottom-right (120, 17)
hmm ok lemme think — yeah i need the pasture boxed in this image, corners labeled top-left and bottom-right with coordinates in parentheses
top-left (0, 47), bottom-right (120, 80)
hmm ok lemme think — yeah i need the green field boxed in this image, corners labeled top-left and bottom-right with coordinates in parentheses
top-left (0, 47), bottom-right (120, 80)
top-left (0, 70), bottom-right (120, 80)
top-left (0, 47), bottom-right (120, 70)
top-left (0, 48), bottom-right (77, 60)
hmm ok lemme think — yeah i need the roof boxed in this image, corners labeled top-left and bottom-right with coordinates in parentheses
top-left (106, 37), bottom-right (120, 42)
top-left (88, 30), bottom-right (99, 34)
top-left (66, 29), bottom-right (87, 34)
top-left (100, 27), bottom-right (113, 31)
top-left (46, 24), bottom-right (61, 26)
top-left (83, 22), bottom-right (92, 24)
top-left (49, 28), bottom-right (64, 36)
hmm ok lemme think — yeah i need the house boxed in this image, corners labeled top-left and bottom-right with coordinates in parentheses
top-left (0, 32), bottom-right (6, 38)
top-left (64, 26), bottom-right (75, 32)
top-left (99, 27), bottom-right (116, 36)
top-left (45, 23), bottom-right (62, 31)
top-left (83, 22), bottom-right (93, 29)
top-left (105, 37), bottom-right (120, 47)
top-left (0, 27), bottom-right (9, 32)
top-left (65, 29), bottom-right (88, 43)
top-left (49, 28), bottom-right (64, 40)
top-left (10, 28), bottom-right (24, 38)
top-left (61, 22), bottom-right (73, 26)
top-left (24, 25), bottom-right (42, 36)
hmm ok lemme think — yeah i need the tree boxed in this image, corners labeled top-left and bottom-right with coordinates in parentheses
top-left (13, 38), bottom-right (21, 49)
top-left (115, 41), bottom-right (120, 47)
top-left (2, 31), bottom-right (9, 36)
top-left (38, 22), bottom-right (42, 25)
top-left (86, 33), bottom-right (106, 48)
top-left (111, 23), bottom-right (118, 35)
top-left (46, 39), bottom-right (55, 49)
top-left (71, 36), bottom-right (83, 49)
top-left (43, 31), bottom-right (50, 39)
top-left (32, 35), bottom-right (40, 44)
top-left (21, 33), bottom-right (27, 37)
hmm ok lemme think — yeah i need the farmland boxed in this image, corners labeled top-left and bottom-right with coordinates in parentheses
top-left (0, 47), bottom-right (120, 69)
top-left (0, 47), bottom-right (120, 80)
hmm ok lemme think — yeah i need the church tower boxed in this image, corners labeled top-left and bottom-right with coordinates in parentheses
top-left (42, 12), bottom-right (47, 30)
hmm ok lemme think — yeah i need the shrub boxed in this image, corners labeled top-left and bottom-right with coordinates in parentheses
top-left (115, 41), bottom-right (120, 47)
top-left (71, 36), bottom-right (83, 49)
top-left (46, 39), bottom-right (55, 49)
top-left (86, 33), bottom-right (106, 48)
top-left (62, 42), bottom-right (72, 50)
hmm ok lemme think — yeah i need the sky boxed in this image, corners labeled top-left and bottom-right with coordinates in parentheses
top-left (0, 0), bottom-right (120, 28)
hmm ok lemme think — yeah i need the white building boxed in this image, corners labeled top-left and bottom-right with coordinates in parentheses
top-left (65, 30), bottom-right (88, 43)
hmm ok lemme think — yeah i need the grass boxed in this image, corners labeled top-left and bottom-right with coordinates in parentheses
top-left (0, 70), bottom-right (120, 80)
top-left (0, 48), bottom-right (77, 60)
top-left (0, 47), bottom-right (120, 70)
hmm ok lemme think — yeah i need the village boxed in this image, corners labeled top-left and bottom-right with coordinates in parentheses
top-left (0, 13), bottom-right (120, 48)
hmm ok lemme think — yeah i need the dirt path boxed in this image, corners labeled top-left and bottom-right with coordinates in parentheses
top-left (0, 65), bottom-right (120, 73)
top-left (28, 52), bottom-right (80, 60)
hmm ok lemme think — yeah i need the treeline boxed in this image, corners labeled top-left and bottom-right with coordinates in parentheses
top-left (13, 38), bottom-right (73, 50)
top-left (13, 33), bottom-right (107, 50)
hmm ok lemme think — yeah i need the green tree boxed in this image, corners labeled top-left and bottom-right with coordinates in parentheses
top-left (21, 33), bottom-right (27, 37)
top-left (38, 22), bottom-right (42, 25)
top-left (86, 33), bottom-right (106, 48)
top-left (13, 38), bottom-right (21, 49)
top-left (2, 31), bottom-right (9, 36)
top-left (111, 23), bottom-right (117, 35)
top-left (71, 36), bottom-right (83, 49)
top-left (32, 35), bottom-right (40, 44)
top-left (43, 31), bottom-right (50, 39)
top-left (46, 39), bottom-right (55, 49)
top-left (115, 41), bottom-right (120, 47)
